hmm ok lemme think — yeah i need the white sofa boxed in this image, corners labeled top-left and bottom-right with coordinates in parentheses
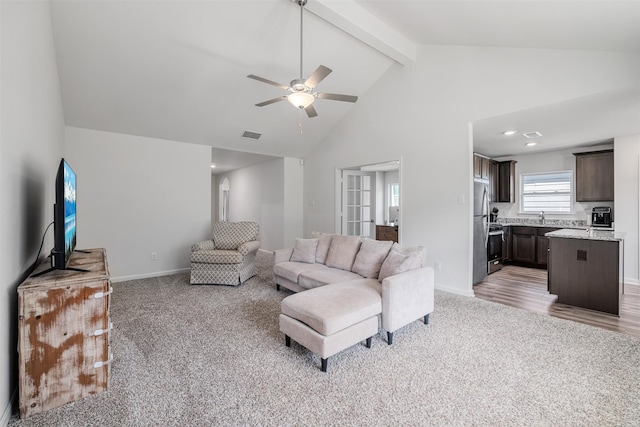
top-left (274, 232), bottom-right (435, 345)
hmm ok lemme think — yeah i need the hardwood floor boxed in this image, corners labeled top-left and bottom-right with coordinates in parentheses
top-left (474, 265), bottom-right (640, 340)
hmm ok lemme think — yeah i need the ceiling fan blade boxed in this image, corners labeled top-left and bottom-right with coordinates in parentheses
top-left (305, 104), bottom-right (318, 118)
top-left (316, 92), bottom-right (358, 103)
top-left (304, 65), bottom-right (332, 89)
top-left (247, 74), bottom-right (290, 90)
top-left (255, 96), bottom-right (288, 107)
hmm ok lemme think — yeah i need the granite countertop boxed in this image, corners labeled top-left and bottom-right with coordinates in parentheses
top-left (496, 218), bottom-right (587, 229)
top-left (545, 228), bottom-right (625, 242)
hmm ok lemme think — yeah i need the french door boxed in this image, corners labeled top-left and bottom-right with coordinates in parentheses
top-left (341, 170), bottom-right (376, 238)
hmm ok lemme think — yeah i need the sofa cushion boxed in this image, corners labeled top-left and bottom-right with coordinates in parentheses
top-left (378, 244), bottom-right (426, 282)
top-left (274, 262), bottom-right (328, 284)
top-left (311, 231), bottom-right (333, 264)
top-left (352, 238), bottom-right (393, 278)
top-left (290, 238), bottom-right (318, 264)
top-left (298, 268), bottom-right (363, 290)
top-left (191, 249), bottom-right (244, 264)
top-left (213, 221), bottom-right (259, 250)
top-left (281, 281), bottom-right (382, 336)
top-left (325, 235), bottom-right (361, 271)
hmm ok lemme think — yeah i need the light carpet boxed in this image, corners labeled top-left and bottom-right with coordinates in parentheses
top-left (9, 251), bottom-right (640, 426)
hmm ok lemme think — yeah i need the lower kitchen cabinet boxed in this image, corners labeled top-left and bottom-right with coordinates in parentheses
top-left (508, 226), bottom-right (559, 268)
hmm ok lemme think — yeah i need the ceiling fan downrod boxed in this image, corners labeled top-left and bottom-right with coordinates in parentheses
top-left (297, 0), bottom-right (307, 81)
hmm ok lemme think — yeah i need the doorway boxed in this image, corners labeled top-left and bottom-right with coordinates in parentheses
top-left (336, 160), bottom-right (401, 240)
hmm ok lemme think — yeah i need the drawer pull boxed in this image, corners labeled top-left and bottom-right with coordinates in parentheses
top-left (90, 322), bottom-right (113, 337)
top-left (89, 287), bottom-right (113, 299)
top-left (93, 354), bottom-right (113, 369)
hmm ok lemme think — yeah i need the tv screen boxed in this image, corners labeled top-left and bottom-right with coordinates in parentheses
top-left (53, 158), bottom-right (77, 268)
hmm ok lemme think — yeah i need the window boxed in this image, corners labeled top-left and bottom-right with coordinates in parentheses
top-left (388, 183), bottom-right (399, 207)
top-left (520, 171), bottom-right (573, 213)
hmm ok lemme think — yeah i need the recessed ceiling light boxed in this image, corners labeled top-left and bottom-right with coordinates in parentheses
top-left (503, 130), bottom-right (518, 136)
top-left (525, 142), bottom-right (537, 147)
top-left (523, 131), bottom-right (543, 139)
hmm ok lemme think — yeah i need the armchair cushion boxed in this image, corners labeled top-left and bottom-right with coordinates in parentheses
top-left (290, 238), bottom-right (319, 264)
top-left (213, 221), bottom-right (260, 250)
top-left (191, 250), bottom-right (244, 264)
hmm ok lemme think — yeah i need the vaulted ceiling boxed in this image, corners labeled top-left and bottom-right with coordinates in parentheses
top-left (49, 0), bottom-right (640, 170)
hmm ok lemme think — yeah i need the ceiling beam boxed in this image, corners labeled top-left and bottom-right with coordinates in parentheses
top-left (303, 0), bottom-right (417, 65)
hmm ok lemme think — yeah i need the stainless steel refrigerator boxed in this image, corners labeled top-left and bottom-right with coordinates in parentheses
top-left (473, 180), bottom-right (489, 285)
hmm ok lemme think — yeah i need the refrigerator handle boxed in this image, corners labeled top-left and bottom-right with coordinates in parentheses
top-left (483, 186), bottom-right (489, 248)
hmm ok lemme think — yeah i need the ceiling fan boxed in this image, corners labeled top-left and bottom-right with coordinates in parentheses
top-left (247, 0), bottom-right (357, 118)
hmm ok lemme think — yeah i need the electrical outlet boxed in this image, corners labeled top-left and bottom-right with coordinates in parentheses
top-left (151, 252), bottom-right (157, 261)
top-left (434, 261), bottom-right (442, 270)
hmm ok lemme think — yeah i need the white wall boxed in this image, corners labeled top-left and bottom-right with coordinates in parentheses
top-left (303, 45), bottom-right (640, 297)
top-left (0, 1), bottom-right (65, 422)
top-left (492, 143), bottom-right (615, 223)
top-left (615, 134), bottom-right (640, 285)
top-left (283, 158), bottom-right (304, 248)
top-left (220, 158), bottom-right (285, 251)
top-left (64, 127), bottom-right (211, 280)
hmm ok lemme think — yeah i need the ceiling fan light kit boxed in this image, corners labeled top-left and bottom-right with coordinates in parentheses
top-left (247, 0), bottom-right (357, 118)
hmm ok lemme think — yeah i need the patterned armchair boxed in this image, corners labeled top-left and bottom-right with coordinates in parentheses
top-left (190, 221), bottom-right (260, 285)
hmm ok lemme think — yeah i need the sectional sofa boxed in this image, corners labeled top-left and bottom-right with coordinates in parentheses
top-left (274, 232), bottom-right (435, 345)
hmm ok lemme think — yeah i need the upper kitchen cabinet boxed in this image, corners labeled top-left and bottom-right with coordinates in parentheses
top-left (489, 160), bottom-right (499, 203)
top-left (473, 154), bottom-right (490, 181)
top-left (574, 150), bottom-right (614, 202)
top-left (498, 160), bottom-right (517, 203)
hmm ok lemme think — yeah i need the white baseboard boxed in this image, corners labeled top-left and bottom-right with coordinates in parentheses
top-left (111, 268), bottom-right (190, 283)
top-left (1, 388), bottom-right (16, 427)
top-left (258, 248), bottom-right (273, 255)
top-left (435, 283), bottom-right (475, 298)
top-left (624, 278), bottom-right (639, 286)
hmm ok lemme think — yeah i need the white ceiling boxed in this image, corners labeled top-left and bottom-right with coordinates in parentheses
top-left (49, 0), bottom-right (640, 170)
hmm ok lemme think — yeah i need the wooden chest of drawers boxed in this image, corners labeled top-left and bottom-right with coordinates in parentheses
top-left (376, 225), bottom-right (398, 243)
top-left (17, 248), bottom-right (111, 418)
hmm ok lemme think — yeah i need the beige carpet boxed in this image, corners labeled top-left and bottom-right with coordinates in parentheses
top-left (9, 251), bottom-right (640, 426)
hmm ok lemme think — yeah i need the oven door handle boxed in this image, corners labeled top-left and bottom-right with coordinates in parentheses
top-left (488, 231), bottom-right (504, 236)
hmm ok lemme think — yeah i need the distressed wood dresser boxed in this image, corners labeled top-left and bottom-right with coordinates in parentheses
top-left (17, 248), bottom-right (112, 418)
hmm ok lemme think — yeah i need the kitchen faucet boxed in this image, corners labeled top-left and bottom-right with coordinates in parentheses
top-left (539, 210), bottom-right (545, 224)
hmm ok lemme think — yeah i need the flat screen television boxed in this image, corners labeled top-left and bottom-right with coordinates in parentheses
top-left (53, 158), bottom-right (77, 269)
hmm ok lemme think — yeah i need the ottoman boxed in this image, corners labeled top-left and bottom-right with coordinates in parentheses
top-left (279, 280), bottom-right (382, 372)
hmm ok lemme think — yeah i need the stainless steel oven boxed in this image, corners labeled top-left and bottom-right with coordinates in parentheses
top-left (487, 224), bottom-right (504, 274)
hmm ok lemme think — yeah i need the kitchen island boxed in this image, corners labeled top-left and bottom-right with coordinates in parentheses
top-left (546, 228), bottom-right (625, 315)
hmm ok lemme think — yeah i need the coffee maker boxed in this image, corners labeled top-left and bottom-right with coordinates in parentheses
top-left (591, 207), bottom-right (612, 228)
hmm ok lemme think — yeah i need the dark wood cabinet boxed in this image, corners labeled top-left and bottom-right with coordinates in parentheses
top-left (502, 225), bottom-right (511, 262)
top-left (574, 150), bottom-right (614, 202)
top-left (497, 160), bottom-right (516, 203)
top-left (376, 225), bottom-right (398, 243)
top-left (512, 226), bottom-right (536, 264)
top-left (548, 237), bottom-right (621, 315)
top-left (473, 154), bottom-right (490, 181)
top-left (509, 226), bottom-right (559, 268)
top-left (535, 227), bottom-right (558, 267)
top-left (489, 160), bottom-right (499, 203)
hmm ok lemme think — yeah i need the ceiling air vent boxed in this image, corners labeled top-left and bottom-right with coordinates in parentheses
top-left (242, 130), bottom-right (262, 141)
top-left (522, 131), bottom-right (543, 139)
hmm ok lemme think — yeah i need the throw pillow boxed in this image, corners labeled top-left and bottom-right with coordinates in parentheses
top-left (290, 238), bottom-right (319, 264)
top-left (378, 243), bottom-right (426, 282)
top-left (311, 231), bottom-right (333, 264)
top-left (325, 235), bottom-right (362, 271)
top-left (352, 238), bottom-right (393, 278)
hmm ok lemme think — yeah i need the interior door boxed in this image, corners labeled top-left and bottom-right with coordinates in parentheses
top-left (342, 170), bottom-right (376, 238)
